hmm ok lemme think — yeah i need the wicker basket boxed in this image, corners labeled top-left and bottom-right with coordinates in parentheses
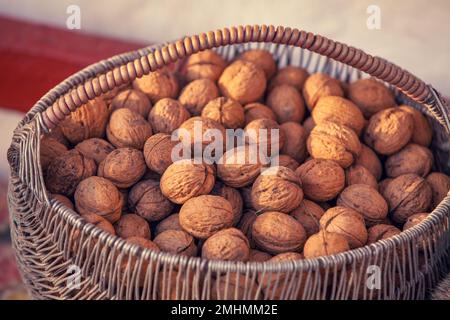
top-left (7, 25), bottom-right (450, 300)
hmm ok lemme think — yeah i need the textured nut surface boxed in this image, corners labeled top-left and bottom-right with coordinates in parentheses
top-left (75, 138), bottom-right (115, 165)
top-left (269, 66), bottom-right (309, 91)
top-left (236, 209), bottom-right (257, 247)
top-left (403, 213), bottom-right (429, 230)
top-left (364, 107), bottom-right (414, 155)
top-left (249, 249), bottom-right (272, 262)
top-left (238, 49), bottom-right (276, 79)
top-left (154, 230), bottom-right (197, 257)
top-left (201, 97), bottom-right (245, 129)
top-left (126, 236), bottom-right (160, 251)
top-left (148, 98), bottom-right (190, 134)
top-left (179, 195), bottom-right (234, 239)
top-left (132, 69), bottom-right (179, 103)
top-left (45, 126), bottom-right (69, 147)
top-left (243, 102), bottom-right (277, 125)
top-left (211, 272), bottom-right (260, 300)
top-left (211, 181), bottom-right (243, 225)
top-left (110, 89), bottom-right (151, 118)
top-left (143, 133), bottom-right (178, 175)
top-left (280, 122), bottom-right (308, 163)
top-left (302, 73), bottom-right (344, 110)
top-left (51, 194), bottom-right (74, 210)
top-left (295, 159), bottom-right (345, 201)
top-left (367, 224), bottom-right (401, 244)
top-left (128, 179), bottom-right (174, 222)
top-left (202, 228), bottom-right (250, 262)
top-left (75, 176), bottom-right (122, 223)
top-left (218, 60), bottom-right (267, 104)
top-left (378, 178), bottom-right (393, 196)
top-left (291, 199), bottom-right (324, 237)
top-left (155, 213), bottom-right (182, 236)
top-left (178, 78), bottom-right (219, 115)
top-left (40, 136), bottom-right (68, 173)
top-left (345, 164), bottom-right (378, 190)
top-left (252, 211), bottom-right (306, 254)
top-left (181, 49), bottom-right (226, 82)
top-left (385, 143), bottom-right (433, 178)
top-left (302, 116), bottom-right (316, 135)
top-left (251, 166), bottom-right (303, 213)
top-left (245, 118), bottom-right (286, 155)
top-left (399, 105), bottom-right (432, 147)
top-left (114, 214), bottom-right (151, 239)
top-left (274, 154), bottom-right (299, 171)
top-left (303, 230), bottom-right (350, 258)
top-left (177, 116), bottom-right (226, 151)
top-left (266, 85), bottom-right (305, 123)
top-left (426, 172), bottom-right (450, 208)
top-left (355, 144), bottom-right (382, 180)
top-left (160, 159), bottom-right (215, 204)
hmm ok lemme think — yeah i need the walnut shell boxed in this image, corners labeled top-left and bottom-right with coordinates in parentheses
top-left (177, 116), bottom-right (226, 152)
top-left (211, 272), bottom-right (260, 300)
top-left (345, 164), bottom-right (378, 190)
top-left (312, 96), bottom-right (365, 135)
top-left (367, 224), bottom-right (401, 244)
top-left (302, 116), bottom-right (316, 136)
top-left (364, 107), bottom-right (414, 155)
top-left (266, 85), bottom-right (305, 123)
top-left (132, 69), bottom-right (179, 104)
top-left (110, 89), bottom-right (151, 118)
top-left (337, 184), bottom-right (388, 226)
top-left (243, 102), bottom-right (277, 125)
top-left (154, 213), bottom-right (182, 236)
top-left (248, 249), bottom-right (272, 262)
top-left (399, 105), bottom-right (432, 147)
top-left (403, 213), bottom-right (429, 230)
top-left (202, 228), bottom-right (250, 262)
top-left (348, 78), bottom-right (396, 118)
top-left (148, 98), bottom-right (190, 134)
top-left (154, 230), bottom-right (197, 257)
top-left (46, 149), bottom-right (97, 197)
top-left (378, 178), bottom-right (393, 196)
top-left (354, 144), bottom-right (382, 180)
top-left (280, 122), bottom-right (308, 163)
top-left (71, 212), bottom-right (115, 253)
top-left (244, 118), bottom-right (286, 155)
top-left (201, 97), bottom-right (245, 129)
top-left (75, 138), bottom-right (115, 165)
top-left (160, 159), bottom-right (215, 204)
top-left (302, 73), bottom-right (344, 110)
top-left (106, 108), bottom-right (153, 149)
top-left (45, 126), bottom-right (70, 147)
top-left (98, 148), bottom-right (146, 188)
top-left (211, 181), bottom-right (243, 225)
top-left (383, 174), bottom-right (432, 224)
top-left (178, 78), bottom-right (219, 115)
top-left (238, 49), bottom-right (276, 79)
top-left (290, 199), bottom-right (324, 237)
top-left (273, 154), bottom-right (299, 171)
top-left (307, 121), bottom-right (361, 168)
top-left (114, 214), bottom-right (150, 239)
top-left (240, 186), bottom-right (253, 209)
top-left (218, 60), bottom-right (267, 104)
top-left (251, 166), bottom-right (303, 213)
top-left (236, 209), bottom-right (257, 247)
top-left (157, 269), bottom-right (197, 300)
top-left (128, 179), bottom-right (174, 222)
top-left (60, 98), bottom-right (109, 144)
top-left (51, 194), bottom-right (74, 210)
top-left (181, 49), bottom-right (226, 82)
top-left (426, 172), bottom-right (450, 208)
top-left (319, 206), bottom-right (368, 249)
top-left (124, 236), bottom-right (160, 287)
top-left (295, 159), bottom-right (345, 201)
top-left (143, 133), bottom-right (178, 175)
top-left (252, 211), bottom-right (306, 254)
top-left (385, 143), bottom-right (433, 178)
top-left (40, 136), bottom-right (68, 173)
top-left (268, 66), bottom-right (309, 91)
top-left (74, 176), bottom-right (122, 223)
top-left (179, 195), bottom-right (234, 239)
top-left (303, 230), bottom-right (350, 258)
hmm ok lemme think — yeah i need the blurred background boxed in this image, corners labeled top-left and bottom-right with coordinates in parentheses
top-left (0, 0), bottom-right (449, 299)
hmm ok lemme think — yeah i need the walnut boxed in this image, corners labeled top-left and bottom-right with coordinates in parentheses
top-left (243, 102), bottom-right (277, 125)
top-left (160, 159), bottom-right (215, 204)
top-left (348, 78), bottom-right (396, 118)
top-left (307, 121), bottom-right (361, 168)
top-left (132, 68), bottom-right (179, 104)
top-left (201, 97), bottom-right (245, 129)
top-left (364, 107), bottom-right (414, 155)
top-left (302, 73), bottom-right (344, 110)
top-left (367, 224), bottom-right (401, 244)
top-left (154, 230), bottom-right (197, 257)
top-left (238, 49), bottom-right (277, 79)
top-left (202, 228), bottom-right (250, 261)
top-left (399, 105), bottom-right (432, 147)
top-left (269, 66), bottom-right (309, 91)
top-left (252, 211), bottom-right (306, 254)
top-left (45, 126), bottom-right (70, 147)
top-left (403, 213), bottom-right (429, 230)
top-left (177, 116), bottom-right (226, 152)
top-left (345, 164), bottom-right (378, 190)
top-left (74, 176), bottom-right (122, 223)
top-left (378, 178), bottom-right (393, 196)
top-left (128, 179), bottom-right (174, 222)
top-left (319, 206), bottom-right (368, 249)
top-left (280, 122), bottom-right (308, 163)
top-left (211, 181), bottom-right (243, 225)
top-left (426, 172), bottom-right (450, 209)
top-left (60, 98), bottom-right (109, 144)
top-left (178, 78), bottom-right (219, 115)
top-left (114, 214), bottom-right (151, 239)
top-left (291, 199), bottom-right (324, 237)
top-left (154, 213), bottom-right (182, 236)
top-left (354, 144), bottom-right (382, 180)
top-left (240, 186), bottom-right (253, 209)
top-left (266, 85), bottom-right (305, 123)
top-left (143, 133), bottom-right (178, 175)
top-left (40, 136), bottom-right (68, 173)
top-left (181, 49), bottom-right (226, 82)
top-left (179, 195), bottom-right (234, 239)
top-left (295, 159), bottom-right (345, 201)
top-left (244, 118), bottom-right (286, 155)
top-left (46, 149), bottom-right (96, 197)
top-left (51, 194), bottom-right (74, 210)
top-left (337, 184), bottom-right (388, 226)
top-left (218, 60), bottom-right (267, 104)
top-left (248, 249), bottom-right (272, 262)
top-left (273, 154), bottom-right (299, 171)
top-left (303, 230), bottom-right (350, 258)
top-left (124, 236), bottom-right (160, 287)
top-left (74, 138), bottom-right (115, 165)
top-left (110, 89), bottom-right (151, 118)
top-left (385, 143), bottom-right (433, 178)
top-left (106, 108), bottom-right (153, 149)
top-left (101, 83), bottom-right (130, 106)
top-left (383, 174), bottom-right (432, 224)
top-left (302, 116), bottom-right (316, 135)
top-left (251, 166), bottom-right (303, 213)
top-left (118, 188), bottom-right (129, 212)
top-left (71, 212), bottom-right (115, 253)
top-left (312, 96), bottom-right (365, 135)
top-left (157, 269), bottom-right (197, 300)
top-left (236, 209), bottom-right (257, 247)
top-left (148, 98), bottom-right (190, 134)
top-left (98, 148), bottom-right (146, 188)
top-left (211, 272), bottom-right (260, 300)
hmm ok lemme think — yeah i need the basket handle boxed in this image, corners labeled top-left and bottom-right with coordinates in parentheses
top-left (41, 25), bottom-right (448, 130)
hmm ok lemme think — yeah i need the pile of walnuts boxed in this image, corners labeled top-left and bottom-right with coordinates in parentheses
top-left (42, 48), bottom-right (450, 269)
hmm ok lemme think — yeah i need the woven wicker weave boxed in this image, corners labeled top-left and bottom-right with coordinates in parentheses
top-left (7, 25), bottom-right (450, 300)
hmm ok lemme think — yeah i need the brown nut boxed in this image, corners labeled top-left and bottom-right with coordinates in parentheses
top-left (40, 136), bottom-right (68, 174)
top-left (383, 174), bottom-right (432, 224)
top-left (303, 230), bottom-right (350, 258)
top-left (46, 149), bottom-right (97, 197)
top-left (218, 60), bottom-right (267, 104)
top-left (110, 89), bottom-right (151, 118)
top-left (60, 98), bottom-right (109, 144)
top-left (378, 178), bottom-right (393, 196)
top-left (280, 122), bottom-right (308, 163)
top-left (307, 121), bottom-right (361, 168)
top-left (71, 212), bottom-right (116, 253)
top-left (385, 143), bottom-right (433, 178)
top-left (248, 249), bottom-right (272, 262)
top-left (302, 116), bottom-right (316, 136)
top-left (45, 126), bottom-right (69, 147)
top-left (238, 49), bottom-right (277, 79)
top-left (177, 116), bottom-right (226, 152)
top-left (399, 105), bottom-right (432, 147)
top-left (252, 211), bottom-right (306, 254)
top-left (154, 213), bottom-right (182, 236)
top-left (132, 69), bottom-right (179, 104)
top-left (302, 73), bottom-right (344, 111)
top-left (236, 209), bottom-right (257, 247)
top-left (240, 186), bottom-right (253, 209)
top-left (75, 138), bottom-right (115, 165)
top-left (143, 133), bottom-right (178, 175)
top-left (160, 159), bottom-right (215, 204)
top-left (266, 85), bottom-right (305, 123)
top-left (181, 49), bottom-right (226, 82)
top-left (348, 78), bottom-right (396, 118)
top-left (273, 154), bottom-right (299, 171)
top-left (202, 228), bottom-right (250, 262)
top-left (251, 166), bottom-right (303, 213)
top-left (426, 172), bottom-right (450, 209)
top-left (319, 206), bottom-right (368, 249)
top-left (179, 195), bottom-right (234, 239)
top-left (367, 224), bottom-right (401, 244)
top-left (154, 230), bottom-right (197, 257)
top-left (269, 66), bottom-right (309, 91)
top-left (157, 269), bottom-right (198, 300)
top-left (290, 199), bottom-right (324, 237)
top-left (354, 144), bottom-right (382, 180)
top-left (128, 179), bottom-right (174, 222)
top-left (106, 108), bottom-right (153, 150)
top-left (403, 213), bottom-right (429, 230)
top-left (295, 159), bottom-right (345, 201)
top-left (201, 97), bottom-right (245, 129)
top-left (51, 194), bottom-right (74, 210)
top-left (211, 181), bottom-right (243, 225)
top-left (345, 164), bottom-right (378, 190)
top-left (337, 184), bottom-right (388, 226)
top-left (124, 236), bottom-right (160, 287)
top-left (243, 102), bottom-right (277, 125)
top-left (98, 148), bottom-right (146, 188)
top-left (364, 107), bottom-right (414, 155)
top-left (114, 214), bottom-right (151, 239)
top-left (312, 96), bottom-right (365, 135)
top-left (74, 176), bottom-right (122, 223)
top-left (148, 98), bottom-right (190, 134)
top-left (211, 272), bottom-right (261, 300)
top-left (178, 78), bottom-right (219, 115)
top-left (244, 118), bottom-right (286, 155)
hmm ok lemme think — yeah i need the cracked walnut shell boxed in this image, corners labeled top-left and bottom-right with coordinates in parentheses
top-left (266, 85), bottom-right (305, 123)
top-left (385, 143), bottom-right (433, 178)
top-left (132, 68), bottom-right (179, 104)
top-left (201, 97), bottom-right (245, 129)
top-left (202, 228), bottom-right (250, 262)
top-left (154, 230), bottom-right (197, 257)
